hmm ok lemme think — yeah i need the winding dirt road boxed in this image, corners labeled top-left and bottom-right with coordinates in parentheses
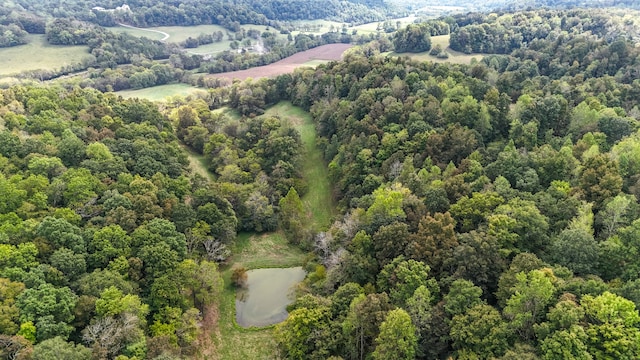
top-left (117, 23), bottom-right (170, 41)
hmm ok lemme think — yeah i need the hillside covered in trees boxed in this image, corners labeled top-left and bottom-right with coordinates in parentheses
top-left (3, 0), bottom-right (390, 29)
top-left (4, 2), bottom-right (640, 360)
top-left (189, 6), bottom-right (640, 360)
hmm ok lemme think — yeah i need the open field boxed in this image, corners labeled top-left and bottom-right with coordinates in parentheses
top-left (181, 144), bottom-right (215, 182)
top-left (0, 35), bottom-right (90, 76)
top-left (186, 41), bottom-right (233, 56)
top-left (116, 83), bottom-right (204, 101)
top-left (110, 24), bottom-right (229, 42)
top-left (209, 43), bottom-right (352, 81)
top-left (390, 34), bottom-right (484, 65)
top-left (264, 102), bottom-right (335, 230)
top-left (110, 24), bottom-right (284, 55)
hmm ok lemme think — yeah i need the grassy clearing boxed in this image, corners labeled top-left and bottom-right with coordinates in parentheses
top-left (0, 35), bottom-right (90, 76)
top-left (232, 232), bottom-right (308, 269)
top-left (180, 145), bottom-right (215, 182)
top-left (390, 34), bottom-right (484, 65)
top-left (153, 24), bottom-right (229, 43)
top-left (108, 25), bottom-right (166, 41)
top-left (263, 101), bottom-right (335, 230)
top-left (111, 24), bottom-right (285, 55)
top-left (212, 107), bottom-right (242, 123)
top-left (116, 83), bottom-right (203, 101)
top-left (216, 232), bottom-right (306, 360)
top-left (110, 24), bottom-right (229, 43)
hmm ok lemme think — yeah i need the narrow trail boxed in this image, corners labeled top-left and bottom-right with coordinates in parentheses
top-left (117, 23), bottom-right (170, 41)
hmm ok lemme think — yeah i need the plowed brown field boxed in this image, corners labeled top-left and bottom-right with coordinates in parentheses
top-left (208, 43), bottom-right (352, 81)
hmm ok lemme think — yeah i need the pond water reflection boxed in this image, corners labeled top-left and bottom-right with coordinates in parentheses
top-left (235, 267), bottom-right (306, 327)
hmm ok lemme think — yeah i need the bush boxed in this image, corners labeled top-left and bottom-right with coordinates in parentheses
top-left (231, 266), bottom-right (248, 288)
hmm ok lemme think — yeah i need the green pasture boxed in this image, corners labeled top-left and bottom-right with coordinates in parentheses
top-left (0, 35), bottom-right (90, 76)
top-left (110, 24), bottom-right (285, 55)
top-left (110, 24), bottom-right (230, 42)
top-left (186, 42), bottom-right (233, 56)
top-left (116, 83), bottom-right (203, 101)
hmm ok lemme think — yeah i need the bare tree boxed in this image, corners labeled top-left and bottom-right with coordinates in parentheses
top-left (203, 239), bottom-right (230, 262)
top-left (0, 335), bottom-right (29, 360)
top-left (82, 313), bottom-right (139, 359)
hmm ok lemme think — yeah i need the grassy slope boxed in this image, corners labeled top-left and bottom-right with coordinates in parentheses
top-left (215, 102), bottom-right (333, 359)
top-left (181, 144), bottom-right (215, 182)
top-left (263, 101), bottom-right (335, 230)
top-left (0, 35), bottom-right (90, 76)
top-left (116, 83), bottom-right (203, 101)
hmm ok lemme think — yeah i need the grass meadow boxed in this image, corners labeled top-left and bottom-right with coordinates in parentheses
top-left (263, 101), bottom-right (335, 230)
top-left (116, 83), bottom-right (204, 101)
top-left (111, 24), bottom-right (283, 56)
top-left (109, 24), bottom-right (229, 42)
top-left (0, 35), bottom-right (90, 76)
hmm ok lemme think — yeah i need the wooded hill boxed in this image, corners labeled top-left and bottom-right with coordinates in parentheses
top-left (197, 7), bottom-right (640, 360)
top-left (2, 4), bottom-right (640, 360)
top-left (4, 0), bottom-right (389, 29)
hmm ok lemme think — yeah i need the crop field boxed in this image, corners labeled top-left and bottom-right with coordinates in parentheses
top-left (209, 43), bottom-right (352, 81)
top-left (0, 35), bottom-right (90, 76)
top-left (116, 83), bottom-right (204, 101)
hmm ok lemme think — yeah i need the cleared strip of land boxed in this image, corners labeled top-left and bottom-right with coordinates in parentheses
top-left (208, 43), bottom-right (352, 81)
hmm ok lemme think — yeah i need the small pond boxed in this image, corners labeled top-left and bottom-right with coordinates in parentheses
top-left (235, 267), bottom-right (306, 328)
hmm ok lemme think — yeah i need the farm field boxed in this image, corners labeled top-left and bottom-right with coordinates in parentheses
top-left (185, 41), bottom-right (232, 56)
top-left (115, 83), bottom-right (204, 101)
top-left (209, 43), bottom-right (352, 81)
top-left (390, 34), bottom-right (484, 64)
top-left (0, 35), bottom-right (90, 76)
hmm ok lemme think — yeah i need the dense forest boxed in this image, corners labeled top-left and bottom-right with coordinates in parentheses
top-left (0, 75), bottom-right (316, 358)
top-left (3, 0), bottom-right (390, 29)
top-left (4, 1), bottom-right (640, 360)
top-left (181, 7), bottom-right (640, 360)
